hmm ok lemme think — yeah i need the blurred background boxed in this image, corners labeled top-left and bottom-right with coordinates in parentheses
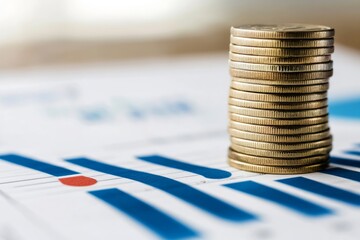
top-left (0, 0), bottom-right (359, 69)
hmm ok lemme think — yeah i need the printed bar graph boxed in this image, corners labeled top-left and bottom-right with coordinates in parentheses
top-left (89, 188), bottom-right (199, 240)
top-left (0, 154), bottom-right (97, 187)
top-left (278, 177), bottom-right (360, 207)
top-left (224, 181), bottom-right (332, 217)
top-left (322, 168), bottom-right (360, 182)
top-left (330, 156), bottom-right (360, 168)
top-left (66, 157), bottom-right (257, 222)
top-left (137, 154), bottom-right (231, 179)
top-left (0, 154), bottom-right (77, 176)
top-left (345, 150), bottom-right (360, 158)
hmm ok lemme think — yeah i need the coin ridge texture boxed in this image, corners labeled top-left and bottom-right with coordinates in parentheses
top-left (230, 36), bottom-right (334, 48)
top-left (229, 121), bottom-right (329, 135)
top-left (229, 61), bottom-right (333, 72)
top-left (232, 77), bottom-right (329, 86)
top-left (229, 89), bottom-right (327, 102)
top-left (230, 44), bottom-right (334, 57)
top-left (229, 128), bottom-right (331, 143)
top-left (228, 98), bottom-right (328, 110)
top-left (228, 158), bottom-right (329, 174)
top-left (230, 81), bottom-right (329, 93)
top-left (229, 113), bottom-right (329, 126)
top-left (231, 24), bottom-right (334, 39)
top-left (230, 136), bottom-right (332, 151)
top-left (230, 145), bottom-right (331, 158)
top-left (230, 69), bottom-right (333, 80)
top-left (229, 53), bottom-right (332, 64)
top-left (229, 105), bottom-right (328, 118)
top-left (228, 148), bottom-right (330, 164)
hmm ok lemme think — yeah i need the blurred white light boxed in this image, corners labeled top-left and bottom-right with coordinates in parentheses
top-left (65, 0), bottom-right (187, 23)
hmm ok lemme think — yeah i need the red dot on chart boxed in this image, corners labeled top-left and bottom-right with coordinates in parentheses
top-left (59, 176), bottom-right (97, 187)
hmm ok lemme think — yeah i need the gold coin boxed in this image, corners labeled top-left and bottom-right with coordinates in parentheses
top-left (230, 144), bottom-right (332, 158)
top-left (230, 136), bottom-right (332, 151)
top-left (228, 157), bottom-right (329, 174)
top-left (229, 128), bottom-right (330, 142)
top-left (231, 24), bottom-right (334, 39)
top-left (230, 36), bottom-right (334, 48)
top-left (229, 61), bottom-right (333, 72)
top-left (229, 53), bottom-right (332, 64)
top-left (229, 148), bottom-right (329, 164)
top-left (228, 98), bottom-right (328, 110)
top-left (230, 45), bottom-right (334, 57)
top-left (232, 77), bottom-right (329, 86)
top-left (229, 105), bottom-right (327, 118)
top-left (229, 89), bottom-right (327, 102)
top-left (229, 121), bottom-right (329, 135)
top-left (230, 69), bottom-right (333, 80)
top-left (229, 113), bottom-right (328, 126)
top-left (230, 81), bottom-right (329, 93)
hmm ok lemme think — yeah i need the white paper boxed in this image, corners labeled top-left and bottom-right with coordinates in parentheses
top-left (0, 45), bottom-right (359, 240)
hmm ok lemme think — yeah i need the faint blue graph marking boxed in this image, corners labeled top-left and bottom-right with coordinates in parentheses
top-left (322, 168), bottom-right (360, 182)
top-left (137, 155), bottom-right (231, 179)
top-left (0, 154), bottom-right (78, 177)
top-left (80, 107), bottom-right (111, 122)
top-left (345, 150), bottom-right (360, 158)
top-left (66, 157), bottom-right (257, 222)
top-left (330, 156), bottom-right (360, 168)
top-left (330, 97), bottom-right (360, 120)
top-left (224, 181), bottom-right (333, 217)
top-left (89, 188), bottom-right (199, 239)
top-left (278, 177), bottom-right (360, 207)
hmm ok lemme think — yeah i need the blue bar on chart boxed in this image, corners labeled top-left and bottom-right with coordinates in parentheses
top-left (0, 154), bottom-right (78, 176)
top-left (137, 154), bottom-right (231, 179)
top-left (329, 97), bottom-right (360, 120)
top-left (278, 177), bottom-right (360, 207)
top-left (0, 154), bottom-right (97, 187)
top-left (330, 156), bottom-right (360, 168)
top-left (66, 157), bottom-right (257, 222)
top-left (224, 181), bottom-right (332, 217)
top-left (345, 150), bottom-right (360, 158)
top-left (89, 188), bottom-right (199, 240)
top-left (322, 168), bottom-right (360, 182)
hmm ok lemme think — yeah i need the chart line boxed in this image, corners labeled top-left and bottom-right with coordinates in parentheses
top-left (322, 167), bottom-right (360, 182)
top-left (66, 157), bottom-right (257, 222)
top-left (345, 150), bottom-right (360, 158)
top-left (0, 154), bottom-right (97, 187)
top-left (89, 188), bottom-right (199, 240)
top-left (137, 154), bottom-right (231, 179)
top-left (278, 177), bottom-right (360, 207)
top-left (330, 156), bottom-right (360, 168)
top-left (224, 181), bottom-right (332, 217)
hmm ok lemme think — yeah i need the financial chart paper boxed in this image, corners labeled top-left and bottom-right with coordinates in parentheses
top-left (0, 46), bottom-right (359, 240)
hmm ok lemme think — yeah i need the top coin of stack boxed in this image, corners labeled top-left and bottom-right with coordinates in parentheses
top-left (228, 23), bottom-right (334, 174)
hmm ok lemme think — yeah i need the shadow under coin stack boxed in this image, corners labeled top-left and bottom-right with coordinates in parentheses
top-left (228, 24), bottom-right (334, 174)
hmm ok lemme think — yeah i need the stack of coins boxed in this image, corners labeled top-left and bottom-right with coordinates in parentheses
top-left (228, 24), bottom-right (334, 174)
